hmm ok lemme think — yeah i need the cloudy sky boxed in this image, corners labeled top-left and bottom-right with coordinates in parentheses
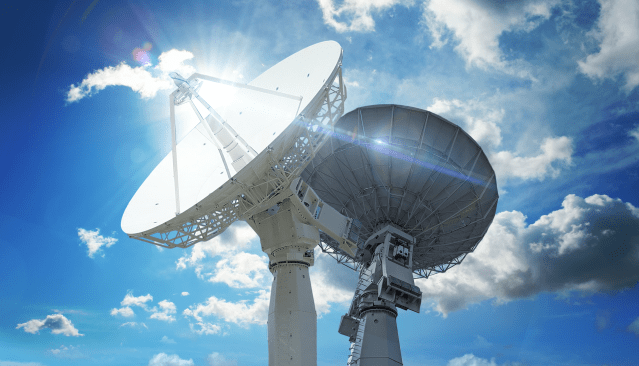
top-left (1, 0), bottom-right (638, 365)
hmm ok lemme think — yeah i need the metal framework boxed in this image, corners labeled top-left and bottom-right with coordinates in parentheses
top-left (128, 65), bottom-right (346, 248)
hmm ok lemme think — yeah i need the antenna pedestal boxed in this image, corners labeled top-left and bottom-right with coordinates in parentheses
top-left (248, 199), bottom-right (318, 366)
top-left (358, 289), bottom-right (402, 366)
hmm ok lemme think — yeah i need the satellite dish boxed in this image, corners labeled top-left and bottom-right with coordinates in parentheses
top-left (121, 40), bottom-right (345, 244)
top-left (121, 41), bottom-right (350, 366)
top-left (300, 105), bottom-right (498, 365)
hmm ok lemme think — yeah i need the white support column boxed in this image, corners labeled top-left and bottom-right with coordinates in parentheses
top-left (268, 263), bottom-right (316, 366)
top-left (247, 199), bottom-right (319, 366)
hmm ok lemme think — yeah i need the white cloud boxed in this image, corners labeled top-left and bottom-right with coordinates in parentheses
top-left (156, 49), bottom-right (196, 76)
top-left (66, 63), bottom-right (173, 103)
top-left (119, 322), bottom-right (147, 329)
top-left (447, 354), bottom-right (499, 366)
top-left (208, 252), bottom-right (269, 288)
top-left (121, 293), bottom-right (153, 308)
top-left (190, 322), bottom-right (222, 335)
top-left (316, 0), bottom-right (413, 32)
top-left (111, 292), bottom-right (154, 318)
top-left (160, 335), bottom-right (176, 344)
top-left (417, 193), bottom-right (639, 316)
top-left (150, 300), bottom-right (177, 323)
top-left (207, 353), bottom-right (238, 366)
top-left (175, 223), bottom-right (265, 290)
top-left (16, 314), bottom-right (83, 337)
top-left (429, 98), bottom-right (503, 149)
top-left (77, 228), bottom-right (117, 258)
top-left (150, 312), bottom-right (176, 323)
top-left (181, 292), bottom-right (190, 296)
top-left (310, 249), bottom-right (357, 316)
top-left (578, 0), bottom-right (639, 92)
top-left (183, 290), bottom-right (270, 327)
top-left (176, 222), bottom-right (257, 271)
top-left (628, 316), bottom-right (639, 335)
top-left (630, 125), bottom-right (639, 142)
top-left (423, 0), bottom-right (557, 72)
top-left (0, 362), bottom-right (44, 366)
top-left (148, 353), bottom-right (194, 366)
top-left (427, 98), bottom-right (573, 182)
top-left (159, 300), bottom-right (177, 313)
top-left (110, 306), bottom-right (134, 317)
top-left (66, 49), bottom-right (196, 103)
top-left (490, 136), bottom-right (573, 181)
top-left (48, 345), bottom-right (85, 359)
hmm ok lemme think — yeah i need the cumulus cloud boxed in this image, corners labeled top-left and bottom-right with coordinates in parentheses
top-left (208, 252), bottom-right (269, 288)
top-left (181, 292), bottom-right (190, 296)
top-left (429, 98), bottom-right (504, 149)
top-left (310, 249), bottom-right (357, 316)
top-left (190, 322), bottom-right (222, 335)
top-left (161, 335), bottom-right (176, 344)
top-left (119, 322), bottom-right (148, 329)
top-left (628, 316), bottom-right (639, 335)
top-left (110, 307), bottom-right (134, 317)
top-left (578, 0), bottom-right (639, 92)
top-left (111, 292), bottom-right (154, 317)
top-left (490, 136), bottom-right (573, 181)
top-left (316, 0), bottom-right (413, 32)
top-left (176, 222), bottom-right (257, 270)
top-left (150, 300), bottom-right (177, 323)
top-left (148, 353), bottom-right (194, 366)
top-left (16, 314), bottom-right (83, 337)
top-left (156, 49), bottom-right (196, 76)
top-left (417, 193), bottom-right (639, 316)
top-left (207, 352), bottom-right (238, 366)
top-left (66, 49), bottom-right (195, 103)
top-left (423, 0), bottom-right (557, 72)
top-left (176, 222), bottom-right (266, 288)
top-left (447, 354), bottom-right (506, 366)
top-left (121, 292), bottom-right (153, 308)
top-left (183, 290), bottom-right (270, 327)
top-left (428, 98), bottom-right (573, 182)
top-left (77, 228), bottom-right (117, 258)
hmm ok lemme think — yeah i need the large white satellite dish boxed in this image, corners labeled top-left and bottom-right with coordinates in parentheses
top-left (121, 41), bottom-right (352, 366)
top-left (122, 41), bottom-right (345, 244)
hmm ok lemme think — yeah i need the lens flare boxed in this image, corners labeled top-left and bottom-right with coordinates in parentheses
top-left (132, 42), bottom-right (152, 65)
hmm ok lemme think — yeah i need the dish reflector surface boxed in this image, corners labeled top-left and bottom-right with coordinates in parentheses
top-left (301, 105), bottom-right (499, 275)
top-left (122, 41), bottom-right (343, 235)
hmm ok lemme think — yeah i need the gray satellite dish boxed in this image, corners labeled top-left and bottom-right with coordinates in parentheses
top-left (301, 105), bottom-right (499, 365)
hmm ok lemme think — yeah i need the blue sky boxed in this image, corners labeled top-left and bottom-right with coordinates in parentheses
top-left (1, 0), bottom-right (639, 365)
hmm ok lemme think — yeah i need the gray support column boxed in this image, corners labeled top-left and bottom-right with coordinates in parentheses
top-left (359, 309), bottom-right (402, 366)
top-left (357, 287), bottom-right (402, 366)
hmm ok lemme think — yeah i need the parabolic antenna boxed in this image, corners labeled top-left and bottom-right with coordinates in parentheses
top-left (300, 105), bottom-right (498, 366)
top-left (121, 41), bottom-right (352, 366)
top-left (302, 104), bottom-right (498, 277)
top-left (121, 41), bottom-right (346, 246)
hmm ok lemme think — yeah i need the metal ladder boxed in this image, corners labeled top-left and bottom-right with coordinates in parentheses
top-left (347, 266), bottom-right (373, 366)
